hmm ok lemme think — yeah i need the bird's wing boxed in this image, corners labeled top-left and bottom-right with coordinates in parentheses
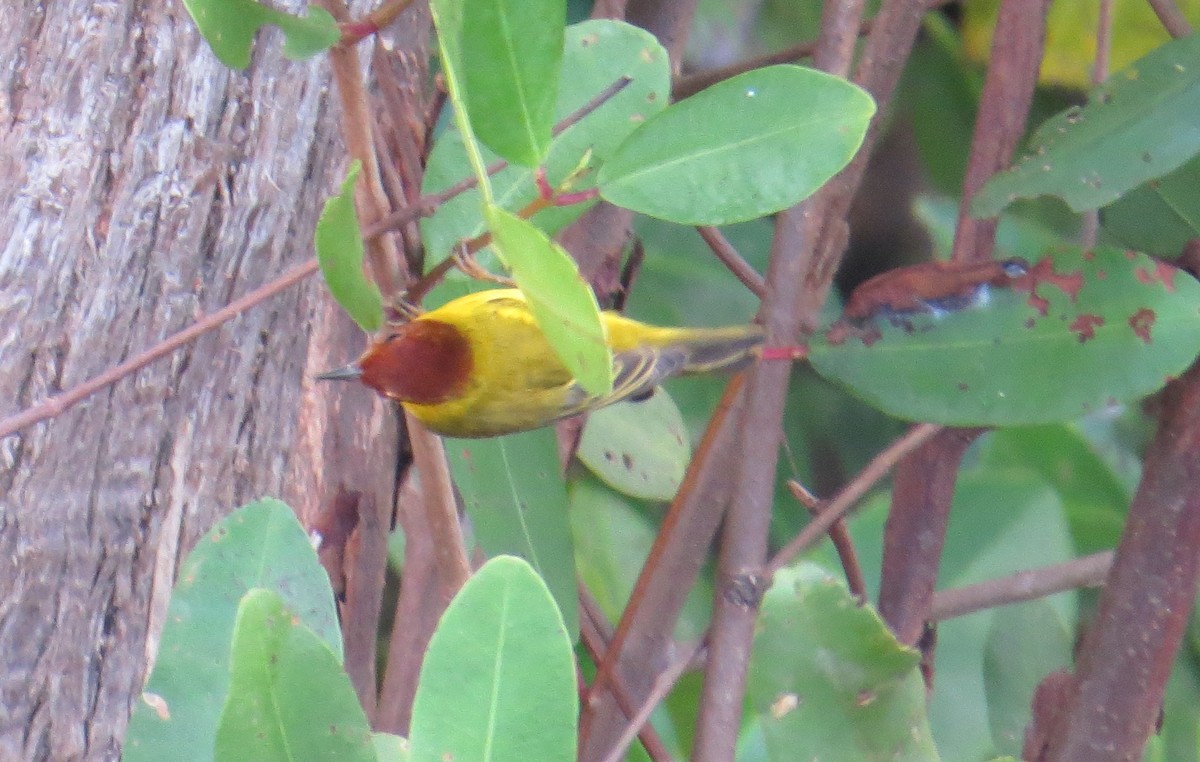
top-left (554, 345), bottom-right (689, 421)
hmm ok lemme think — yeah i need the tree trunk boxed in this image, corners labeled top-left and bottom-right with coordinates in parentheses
top-left (0, 2), bottom-right (411, 759)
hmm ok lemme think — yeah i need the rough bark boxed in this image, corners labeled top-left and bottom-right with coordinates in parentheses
top-left (0, 2), bottom-right (406, 759)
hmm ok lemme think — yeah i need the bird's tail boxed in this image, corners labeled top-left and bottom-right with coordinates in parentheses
top-left (672, 324), bottom-right (766, 375)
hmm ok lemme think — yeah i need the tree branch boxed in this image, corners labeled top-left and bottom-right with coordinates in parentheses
top-left (1043, 359), bottom-right (1200, 760)
top-left (930, 551), bottom-right (1112, 621)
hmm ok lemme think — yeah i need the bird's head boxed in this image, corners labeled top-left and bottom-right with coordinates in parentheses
top-left (317, 319), bottom-right (474, 405)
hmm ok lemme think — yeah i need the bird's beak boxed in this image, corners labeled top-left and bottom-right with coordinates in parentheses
top-left (315, 364), bottom-right (363, 382)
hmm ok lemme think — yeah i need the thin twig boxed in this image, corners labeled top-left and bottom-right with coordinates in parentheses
top-left (671, 0), bottom-right (954, 100)
top-left (787, 480), bottom-right (867, 599)
top-left (370, 76), bottom-right (633, 240)
top-left (0, 77), bottom-right (637, 440)
top-left (1146, 0), bottom-right (1193, 37)
top-left (339, 0), bottom-right (416, 45)
top-left (599, 639), bottom-right (705, 762)
top-left (0, 259), bottom-right (320, 440)
top-left (767, 422), bottom-right (941, 576)
top-left (579, 374), bottom-right (745, 757)
top-left (695, 226), bottom-right (766, 297)
top-left (931, 551), bottom-right (1113, 621)
top-left (577, 585), bottom-right (674, 762)
top-left (691, 1), bottom-right (873, 757)
top-left (406, 413), bottom-right (471, 599)
top-left (321, 0), bottom-right (407, 305)
top-left (1080, 0), bottom-right (1114, 248)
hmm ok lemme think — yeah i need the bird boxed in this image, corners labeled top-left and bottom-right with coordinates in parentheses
top-left (317, 288), bottom-right (765, 438)
top-left (842, 257), bottom-right (1029, 321)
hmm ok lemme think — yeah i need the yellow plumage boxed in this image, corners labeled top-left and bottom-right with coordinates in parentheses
top-left (320, 289), bottom-right (764, 438)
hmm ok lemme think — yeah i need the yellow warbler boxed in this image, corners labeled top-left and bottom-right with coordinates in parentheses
top-left (318, 288), bottom-right (764, 438)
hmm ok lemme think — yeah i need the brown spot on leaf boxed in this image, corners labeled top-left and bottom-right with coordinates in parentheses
top-left (622, 453), bottom-right (634, 470)
top-left (824, 321), bottom-right (881, 347)
top-left (1069, 314), bottom-right (1105, 343)
top-left (859, 325), bottom-right (882, 347)
top-left (1011, 257), bottom-right (1084, 315)
top-left (1027, 293), bottom-right (1051, 316)
top-left (1156, 260), bottom-right (1178, 291)
top-left (1129, 308), bottom-right (1156, 343)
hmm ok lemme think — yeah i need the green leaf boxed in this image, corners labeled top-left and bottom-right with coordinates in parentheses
top-left (421, 20), bottom-right (670, 268)
top-left (124, 499), bottom-right (340, 762)
top-left (567, 474), bottom-right (712, 642)
top-left (181, 0), bottom-right (338, 69)
top-left (748, 563), bottom-right (939, 761)
top-left (373, 733), bottom-right (411, 762)
top-left (983, 601), bottom-right (1073, 757)
top-left (1102, 153), bottom-right (1200, 257)
top-left (981, 425), bottom-right (1130, 555)
top-left (843, 466), bottom-right (1075, 759)
top-left (809, 247), bottom-right (1200, 425)
top-left (460, 0), bottom-right (564, 165)
top-left (576, 392), bottom-right (691, 501)
top-left (597, 65), bottom-right (875, 225)
top-left (214, 589), bottom-right (375, 761)
top-left (445, 428), bottom-right (580, 641)
top-left (485, 205), bottom-right (613, 395)
top-left (316, 161), bottom-right (385, 332)
top-left (973, 33), bottom-right (1200, 216)
top-left (409, 557), bottom-right (577, 762)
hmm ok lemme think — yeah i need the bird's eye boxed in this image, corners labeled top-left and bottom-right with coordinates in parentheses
top-left (1000, 258), bottom-right (1029, 278)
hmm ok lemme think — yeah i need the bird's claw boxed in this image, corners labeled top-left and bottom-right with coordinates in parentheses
top-left (453, 244), bottom-right (516, 287)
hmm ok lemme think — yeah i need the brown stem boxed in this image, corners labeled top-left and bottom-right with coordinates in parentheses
top-left (578, 374), bottom-right (745, 760)
top-left (671, 0), bottom-right (955, 101)
top-left (1146, 0), bottom-right (1193, 37)
top-left (695, 226), bottom-right (766, 297)
top-left (321, 0), bottom-right (407, 304)
top-left (599, 639), bottom-right (704, 762)
top-left (931, 551), bottom-right (1112, 621)
top-left (0, 259), bottom-right (319, 440)
top-left (341, 491), bottom-right (392, 716)
top-left (787, 480), bottom-right (867, 599)
top-left (1080, 0), bottom-right (1114, 249)
top-left (767, 422), bottom-right (942, 575)
top-left (876, 0), bottom-right (1049, 660)
top-left (377, 480), bottom-right (442, 734)
top-left (368, 76), bottom-right (633, 241)
top-left (951, 0), bottom-right (1051, 265)
top-left (1042, 359), bottom-right (1200, 760)
top-left (405, 414), bottom-right (471, 600)
top-left (577, 585), bottom-right (673, 762)
top-left (691, 2), bottom-right (870, 759)
top-left (877, 428), bottom-right (982, 646)
top-left (339, 0), bottom-right (416, 45)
